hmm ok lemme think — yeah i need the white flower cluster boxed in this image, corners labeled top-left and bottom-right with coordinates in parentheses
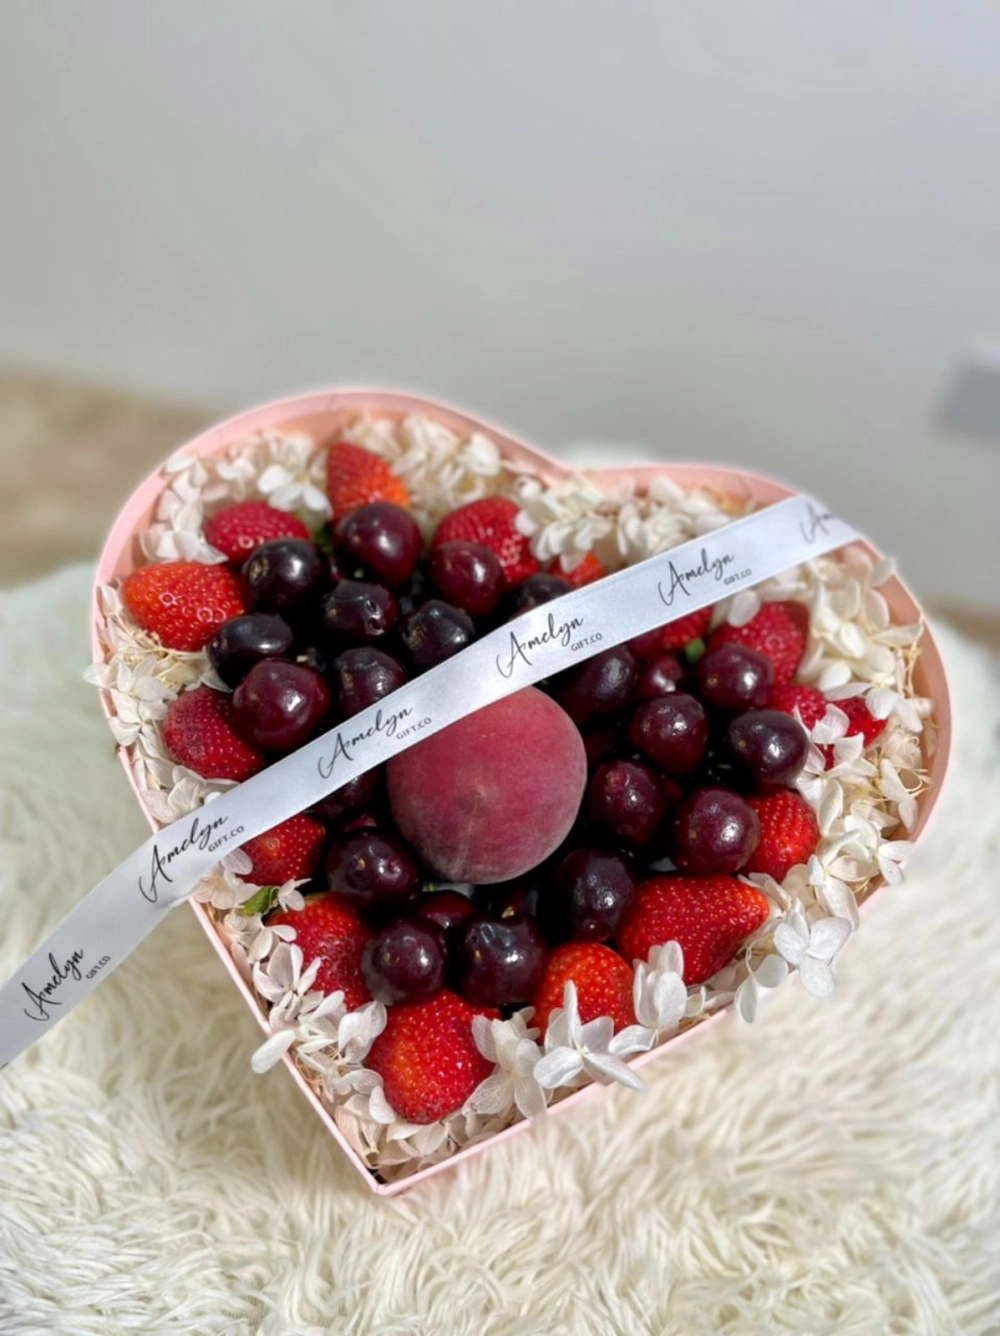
top-left (89, 414), bottom-right (935, 1184)
top-left (512, 470), bottom-right (741, 574)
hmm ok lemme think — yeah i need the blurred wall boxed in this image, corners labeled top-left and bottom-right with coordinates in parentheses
top-left (1, 1), bottom-right (996, 607)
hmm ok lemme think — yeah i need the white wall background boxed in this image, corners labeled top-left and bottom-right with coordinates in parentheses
top-left (1, 1), bottom-right (996, 607)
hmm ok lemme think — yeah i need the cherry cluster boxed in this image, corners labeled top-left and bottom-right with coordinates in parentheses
top-left (200, 500), bottom-right (810, 1015)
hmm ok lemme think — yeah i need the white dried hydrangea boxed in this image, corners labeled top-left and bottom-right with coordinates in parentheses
top-left (89, 413), bottom-right (936, 1185)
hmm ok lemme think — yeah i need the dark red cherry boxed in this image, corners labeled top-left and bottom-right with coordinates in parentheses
top-left (582, 729), bottom-right (619, 773)
top-left (360, 916), bottom-right (446, 1004)
top-left (335, 502), bottom-right (423, 588)
top-left (454, 914), bottom-right (548, 1007)
top-left (325, 830), bottom-right (423, 913)
top-left (207, 613), bottom-right (294, 688)
top-left (587, 759), bottom-right (666, 848)
top-left (552, 848), bottom-right (635, 942)
top-left (429, 541), bottom-right (505, 617)
top-left (668, 787), bottom-right (760, 875)
top-left (723, 709), bottom-right (810, 791)
top-left (242, 539), bottom-right (329, 617)
top-left (627, 694), bottom-right (708, 775)
top-left (485, 878), bottom-right (541, 921)
top-left (634, 653), bottom-right (685, 701)
top-left (626, 628), bottom-right (665, 662)
top-left (231, 660), bottom-right (330, 753)
top-left (696, 644), bottom-right (773, 711)
top-left (416, 890), bottom-right (478, 936)
top-left (321, 579), bottom-right (399, 643)
top-left (400, 600), bottom-right (476, 671)
top-left (556, 647), bottom-right (637, 727)
top-left (330, 647), bottom-right (407, 718)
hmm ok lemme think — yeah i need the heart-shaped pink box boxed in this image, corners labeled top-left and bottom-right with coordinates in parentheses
top-left (92, 389), bottom-right (952, 1195)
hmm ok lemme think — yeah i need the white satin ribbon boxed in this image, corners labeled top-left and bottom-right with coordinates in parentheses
top-left (0, 494), bottom-right (856, 1068)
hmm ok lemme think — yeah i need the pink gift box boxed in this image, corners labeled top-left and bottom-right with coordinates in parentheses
top-left (92, 389), bottom-right (952, 1196)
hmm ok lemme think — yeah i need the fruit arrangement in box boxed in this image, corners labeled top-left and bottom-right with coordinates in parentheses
top-left (89, 397), bottom-right (944, 1188)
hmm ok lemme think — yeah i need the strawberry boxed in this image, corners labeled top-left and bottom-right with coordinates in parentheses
top-left (708, 601), bottom-right (808, 686)
top-left (767, 683), bottom-right (827, 732)
top-left (659, 606), bottom-right (712, 651)
top-left (431, 497), bottom-right (540, 586)
top-left (162, 685), bottom-right (266, 781)
top-left (122, 560), bottom-right (247, 652)
top-left (240, 814), bottom-right (326, 885)
top-left (769, 687), bottom-right (884, 767)
top-left (743, 792), bottom-right (820, 882)
top-left (269, 893), bottom-right (372, 1012)
top-left (367, 989), bottom-right (495, 1124)
top-left (836, 695), bottom-right (885, 750)
top-left (554, 551), bottom-right (608, 588)
top-left (204, 500), bottom-right (309, 565)
top-left (531, 943), bottom-right (636, 1035)
top-left (327, 442), bottom-right (409, 515)
top-left (617, 876), bottom-right (770, 985)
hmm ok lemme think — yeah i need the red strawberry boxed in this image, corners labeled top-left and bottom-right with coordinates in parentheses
top-left (240, 814), bottom-right (326, 885)
top-left (617, 876), bottom-right (770, 985)
top-left (204, 500), bottom-right (310, 565)
top-left (269, 893), bottom-right (372, 1011)
top-left (162, 685), bottom-right (266, 781)
top-left (767, 684), bottom-right (827, 732)
top-left (431, 497), bottom-right (540, 586)
top-left (836, 695), bottom-right (885, 750)
top-left (122, 560), bottom-right (247, 652)
top-left (659, 607), bottom-right (712, 651)
top-left (743, 792), bottom-right (820, 882)
top-left (531, 943), bottom-right (636, 1035)
top-left (708, 601), bottom-right (808, 686)
top-left (769, 686), bottom-right (884, 768)
top-left (327, 442), bottom-right (409, 515)
top-left (553, 551), bottom-right (608, 588)
top-left (367, 990), bottom-right (495, 1124)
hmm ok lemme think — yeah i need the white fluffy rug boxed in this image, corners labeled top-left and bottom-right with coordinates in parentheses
top-left (1, 565), bottom-right (998, 1336)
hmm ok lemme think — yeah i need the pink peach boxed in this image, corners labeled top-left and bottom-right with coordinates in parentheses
top-left (387, 687), bottom-right (587, 884)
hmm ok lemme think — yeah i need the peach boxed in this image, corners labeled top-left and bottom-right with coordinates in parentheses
top-left (387, 687), bottom-right (587, 884)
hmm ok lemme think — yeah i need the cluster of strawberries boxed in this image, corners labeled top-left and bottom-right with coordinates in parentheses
top-left (117, 440), bottom-right (885, 1124)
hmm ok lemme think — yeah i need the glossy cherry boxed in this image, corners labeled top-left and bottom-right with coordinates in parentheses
top-left (723, 709), bottom-right (810, 791)
top-left (429, 541), bottom-right (505, 617)
top-left (330, 647), bottom-right (407, 719)
top-left (668, 787), bottom-right (760, 875)
top-left (627, 694), bottom-right (708, 775)
top-left (242, 539), bottom-right (329, 617)
top-left (207, 613), bottom-right (294, 688)
top-left (400, 600), bottom-right (476, 671)
top-left (556, 647), bottom-right (637, 727)
top-left (321, 579), bottom-right (399, 644)
top-left (551, 848), bottom-right (635, 942)
top-left (634, 653), bottom-right (685, 701)
top-left (325, 830), bottom-right (423, 913)
top-left (231, 660), bottom-right (330, 753)
top-left (416, 889), bottom-right (479, 936)
top-left (454, 913), bottom-right (548, 1007)
top-left (696, 644), bottom-right (774, 711)
top-left (335, 502), bottom-right (423, 588)
top-left (586, 759), bottom-right (666, 848)
top-left (360, 916), bottom-right (446, 1004)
